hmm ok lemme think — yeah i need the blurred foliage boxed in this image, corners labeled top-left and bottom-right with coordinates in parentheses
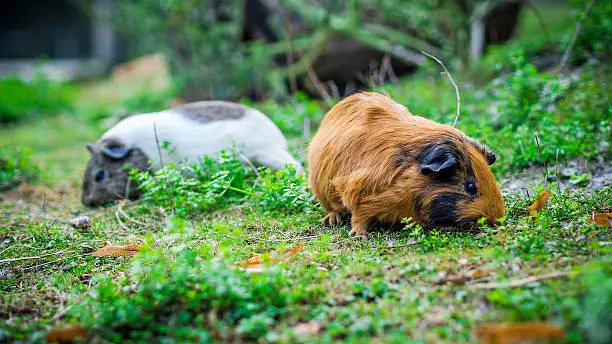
top-left (570, 0), bottom-right (612, 58)
top-left (81, 0), bottom-right (265, 100)
top-left (81, 0), bottom-right (509, 100)
top-left (0, 74), bottom-right (74, 123)
top-left (0, 146), bottom-right (40, 191)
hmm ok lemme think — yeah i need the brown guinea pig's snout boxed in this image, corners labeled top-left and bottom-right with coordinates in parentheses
top-left (425, 192), bottom-right (504, 229)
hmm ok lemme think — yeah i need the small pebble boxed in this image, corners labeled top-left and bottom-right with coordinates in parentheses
top-left (62, 261), bottom-right (77, 271)
top-left (68, 216), bottom-right (92, 229)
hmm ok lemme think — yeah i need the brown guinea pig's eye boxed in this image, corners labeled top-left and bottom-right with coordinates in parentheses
top-left (465, 182), bottom-right (477, 196)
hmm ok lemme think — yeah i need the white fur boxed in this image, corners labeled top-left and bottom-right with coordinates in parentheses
top-left (100, 107), bottom-right (304, 173)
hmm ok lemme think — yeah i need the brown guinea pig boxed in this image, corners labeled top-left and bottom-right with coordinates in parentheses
top-left (308, 92), bottom-right (504, 236)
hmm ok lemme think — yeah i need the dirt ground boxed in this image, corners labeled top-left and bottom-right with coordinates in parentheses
top-left (500, 158), bottom-right (612, 195)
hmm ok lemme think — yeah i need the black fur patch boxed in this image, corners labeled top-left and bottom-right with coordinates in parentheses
top-left (428, 192), bottom-right (466, 227)
top-left (176, 101), bottom-right (246, 124)
top-left (417, 140), bottom-right (463, 183)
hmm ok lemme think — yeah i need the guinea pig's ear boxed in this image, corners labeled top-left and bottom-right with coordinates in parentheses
top-left (419, 146), bottom-right (458, 177)
top-left (101, 144), bottom-right (129, 160)
top-left (86, 143), bottom-right (95, 154)
top-left (485, 150), bottom-right (497, 165)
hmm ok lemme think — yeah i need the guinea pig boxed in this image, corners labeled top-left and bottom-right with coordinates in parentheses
top-left (82, 101), bottom-right (303, 207)
top-left (308, 92), bottom-right (504, 236)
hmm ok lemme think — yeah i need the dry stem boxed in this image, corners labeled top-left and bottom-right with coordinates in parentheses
top-left (421, 51), bottom-right (461, 127)
top-left (153, 121), bottom-right (164, 166)
top-left (534, 135), bottom-right (549, 185)
top-left (470, 271), bottom-right (570, 290)
top-left (0, 248), bottom-right (72, 264)
top-left (371, 241), bottom-right (421, 249)
top-left (555, 0), bottom-right (598, 75)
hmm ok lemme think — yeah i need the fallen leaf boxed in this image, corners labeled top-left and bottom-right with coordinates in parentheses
top-left (588, 213), bottom-right (612, 227)
top-left (91, 244), bottom-right (140, 257)
top-left (435, 267), bottom-right (494, 286)
top-left (293, 321), bottom-right (323, 337)
top-left (528, 189), bottom-right (552, 219)
top-left (475, 322), bottom-right (564, 344)
top-left (46, 324), bottom-right (88, 343)
top-left (237, 243), bottom-right (306, 273)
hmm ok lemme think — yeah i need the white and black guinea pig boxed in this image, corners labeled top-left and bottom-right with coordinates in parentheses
top-left (82, 101), bottom-right (303, 206)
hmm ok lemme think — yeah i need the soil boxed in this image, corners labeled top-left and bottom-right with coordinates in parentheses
top-left (501, 158), bottom-right (612, 195)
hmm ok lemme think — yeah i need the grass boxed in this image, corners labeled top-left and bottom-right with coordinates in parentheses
top-left (1, 2), bottom-right (612, 343)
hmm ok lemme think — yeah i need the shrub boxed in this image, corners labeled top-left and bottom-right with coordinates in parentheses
top-left (570, 0), bottom-right (612, 57)
top-left (463, 54), bottom-right (609, 174)
top-left (0, 74), bottom-right (74, 123)
top-left (0, 146), bottom-right (40, 191)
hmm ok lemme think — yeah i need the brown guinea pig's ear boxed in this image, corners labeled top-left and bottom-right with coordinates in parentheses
top-left (419, 145), bottom-right (458, 177)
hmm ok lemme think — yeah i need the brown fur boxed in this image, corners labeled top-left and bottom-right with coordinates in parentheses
top-left (308, 92), bottom-right (504, 236)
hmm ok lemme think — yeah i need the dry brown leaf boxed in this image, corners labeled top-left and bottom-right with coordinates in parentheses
top-left (475, 322), bottom-right (564, 344)
top-left (46, 324), bottom-right (88, 343)
top-left (588, 213), bottom-right (612, 227)
top-left (528, 189), bottom-right (552, 219)
top-left (91, 244), bottom-right (141, 257)
top-left (293, 321), bottom-right (323, 337)
top-left (237, 243), bottom-right (306, 272)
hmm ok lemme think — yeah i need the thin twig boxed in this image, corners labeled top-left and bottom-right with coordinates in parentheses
top-left (508, 198), bottom-right (521, 214)
top-left (421, 51), bottom-right (461, 127)
top-left (470, 271), bottom-right (570, 290)
top-left (117, 205), bottom-right (148, 227)
top-left (524, 2), bottom-right (550, 43)
top-left (153, 121), bottom-right (165, 166)
top-left (333, 237), bottom-right (356, 245)
top-left (115, 210), bottom-right (130, 231)
top-left (307, 67), bottom-right (333, 107)
top-left (555, 0), bottom-right (598, 75)
top-left (0, 248), bottom-right (71, 264)
top-left (284, 14), bottom-right (298, 94)
top-left (534, 135), bottom-right (549, 185)
top-left (257, 234), bottom-right (322, 243)
top-left (23, 254), bottom-right (85, 272)
top-left (371, 241), bottom-right (420, 249)
top-left (51, 294), bottom-right (87, 321)
top-left (554, 148), bottom-right (560, 181)
top-left (238, 153), bottom-right (261, 179)
top-left (0, 243), bottom-right (37, 257)
top-left (327, 80), bottom-right (340, 99)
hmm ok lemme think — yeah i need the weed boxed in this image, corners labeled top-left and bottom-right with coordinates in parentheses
top-left (0, 73), bottom-right (74, 123)
top-left (70, 250), bottom-right (324, 342)
top-left (133, 148), bottom-right (320, 217)
top-left (0, 146), bottom-right (40, 191)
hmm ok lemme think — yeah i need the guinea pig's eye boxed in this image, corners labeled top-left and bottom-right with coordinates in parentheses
top-left (95, 170), bottom-right (105, 182)
top-left (465, 182), bottom-right (477, 196)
